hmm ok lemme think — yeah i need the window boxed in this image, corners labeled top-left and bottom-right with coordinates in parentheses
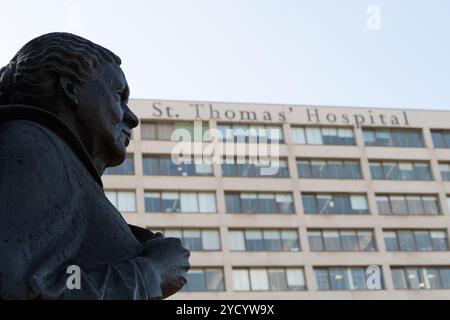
top-left (308, 230), bottom-right (376, 252)
top-left (225, 192), bottom-right (294, 214)
top-left (246, 230), bottom-right (264, 251)
top-left (315, 267), bottom-right (383, 291)
top-left (391, 267), bottom-right (450, 290)
top-left (297, 159), bottom-right (362, 179)
top-left (302, 193), bottom-right (369, 215)
top-left (250, 269), bottom-right (269, 290)
top-left (268, 269), bottom-right (288, 291)
top-left (363, 128), bottom-right (424, 147)
top-left (431, 129), bottom-right (450, 148)
top-left (369, 160), bottom-right (431, 180)
top-left (376, 194), bottom-right (440, 215)
top-left (143, 155), bottom-right (213, 176)
top-left (439, 163), bottom-right (450, 181)
top-left (291, 127), bottom-right (355, 145)
top-left (158, 229), bottom-right (221, 251)
top-left (144, 191), bottom-right (216, 213)
top-left (398, 231), bottom-right (416, 251)
top-left (141, 121), bottom-right (209, 141)
top-left (233, 268), bottom-right (306, 291)
top-left (222, 158), bottom-right (289, 178)
top-left (105, 191), bottom-right (136, 212)
top-left (383, 230), bottom-right (449, 252)
top-left (103, 154), bottom-right (135, 175)
top-left (323, 231), bottom-right (341, 251)
top-left (183, 268), bottom-right (224, 292)
top-left (229, 229), bottom-right (300, 252)
top-left (217, 124), bottom-right (284, 144)
top-left (308, 231), bottom-right (324, 251)
top-left (233, 269), bottom-right (250, 291)
top-left (384, 231), bottom-right (399, 251)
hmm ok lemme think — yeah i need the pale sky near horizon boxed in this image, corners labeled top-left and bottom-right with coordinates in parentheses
top-left (0, 0), bottom-right (449, 110)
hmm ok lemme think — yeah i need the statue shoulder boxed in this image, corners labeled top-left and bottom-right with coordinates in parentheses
top-left (0, 119), bottom-right (65, 157)
top-left (0, 119), bottom-right (69, 184)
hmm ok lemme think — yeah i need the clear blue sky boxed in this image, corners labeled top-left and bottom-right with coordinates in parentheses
top-left (1, 0), bottom-right (449, 110)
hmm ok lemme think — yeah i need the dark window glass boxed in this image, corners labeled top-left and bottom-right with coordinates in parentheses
top-left (259, 196), bottom-right (277, 213)
top-left (144, 193), bottom-right (161, 212)
top-left (263, 231), bottom-right (282, 251)
top-left (398, 231), bottom-right (416, 251)
top-left (439, 269), bottom-right (450, 289)
top-left (245, 231), bottom-right (264, 251)
top-left (241, 195), bottom-right (258, 213)
top-left (392, 268), bottom-right (407, 289)
top-left (330, 268), bottom-right (348, 290)
top-left (308, 232), bottom-right (324, 251)
top-left (341, 231), bottom-right (359, 251)
top-left (323, 232), bottom-right (342, 251)
top-left (297, 161), bottom-right (312, 178)
top-left (183, 231), bottom-right (203, 251)
top-left (143, 156), bottom-right (159, 175)
top-left (358, 231), bottom-right (376, 251)
top-left (302, 195), bottom-right (317, 214)
top-left (414, 231), bottom-right (433, 251)
top-left (384, 232), bottom-right (399, 251)
top-left (225, 194), bottom-right (241, 213)
top-left (370, 162), bottom-right (383, 179)
top-left (432, 131), bottom-right (445, 148)
top-left (268, 269), bottom-right (288, 291)
top-left (431, 232), bottom-right (449, 251)
top-left (185, 270), bottom-right (206, 292)
top-left (427, 268), bottom-right (442, 289)
top-left (444, 131), bottom-right (450, 148)
top-left (363, 128), bottom-right (424, 147)
top-left (351, 268), bottom-right (367, 290)
top-left (315, 269), bottom-right (330, 290)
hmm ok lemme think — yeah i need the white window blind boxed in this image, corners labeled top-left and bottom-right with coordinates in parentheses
top-left (351, 195), bottom-right (368, 210)
top-left (233, 270), bottom-right (250, 291)
top-left (250, 269), bottom-right (269, 290)
top-left (306, 128), bottom-right (323, 144)
top-left (286, 269), bottom-right (305, 286)
top-left (198, 193), bottom-right (216, 213)
top-left (291, 128), bottom-right (306, 144)
top-left (180, 192), bottom-right (198, 212)
top-left (117, 191), bottom-right (136, 212)
top-left (202, 230), bottom-right (220, 250)
top-left (229, 231), bottom-right (245, 251)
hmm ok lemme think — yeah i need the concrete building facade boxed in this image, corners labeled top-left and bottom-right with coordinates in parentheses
top-left (102, 99), bottom-right (450, 299)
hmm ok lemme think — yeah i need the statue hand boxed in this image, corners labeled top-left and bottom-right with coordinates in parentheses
top-left (141, 236), bottom-right (190, 298)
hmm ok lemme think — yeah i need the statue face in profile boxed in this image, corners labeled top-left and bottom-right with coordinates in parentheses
top-left (71, 62), bottom-right (139, 168)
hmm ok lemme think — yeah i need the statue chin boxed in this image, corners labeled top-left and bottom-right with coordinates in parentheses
top-left (108, 152), bottom-right (127, 168)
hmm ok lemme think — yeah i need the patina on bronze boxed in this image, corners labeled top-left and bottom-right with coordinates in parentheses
top-left (0, 33), bottom-right (190, 299)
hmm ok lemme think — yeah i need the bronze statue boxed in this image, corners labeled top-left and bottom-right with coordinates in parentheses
top-left (0, 33), bottom-right (190, 299)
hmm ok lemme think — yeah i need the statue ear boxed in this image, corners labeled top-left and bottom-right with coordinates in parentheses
top-left (58, 76), bottom-right (79, 108)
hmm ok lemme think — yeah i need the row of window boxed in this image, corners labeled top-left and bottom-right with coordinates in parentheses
top-left (139, 122), bottom-right (450, 149)
top-left (106, 155), bottom-right (450, 182)
top-left (181, 266), bottom-right (450, 292)
top-left (106, 190), bottom-right (450, 216)
top-left (152, 228), bottom-right (449, 252)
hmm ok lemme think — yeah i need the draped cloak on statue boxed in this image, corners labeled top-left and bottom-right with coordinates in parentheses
top-left (0, 105), bottom-right (163, 299)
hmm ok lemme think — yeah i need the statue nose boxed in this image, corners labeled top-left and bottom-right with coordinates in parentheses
top-left (123, 105), bottom-right (139, 129)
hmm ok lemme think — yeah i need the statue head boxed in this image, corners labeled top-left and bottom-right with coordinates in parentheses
top-left (0, 32), bottom-right (139, 172)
